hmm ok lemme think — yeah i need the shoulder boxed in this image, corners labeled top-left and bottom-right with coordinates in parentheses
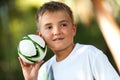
top-left (75, 44), bottom-right (119, 79)
top-left (75, 43), bottom-right (103, 54)
top-left (75, 43), bottom-right (107, 60)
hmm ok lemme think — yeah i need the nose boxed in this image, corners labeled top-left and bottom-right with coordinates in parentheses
top-left (53, 26), bottom-right (61, 36)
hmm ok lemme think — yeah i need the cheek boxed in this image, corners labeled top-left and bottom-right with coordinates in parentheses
top-left (41, 31), bottom-right (51, 42)
top-left (66, 29), bottom-right (75, 40)
top-left (65, 28), bottom-right (74, 36)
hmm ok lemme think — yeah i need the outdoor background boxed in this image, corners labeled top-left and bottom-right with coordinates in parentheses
top-left (0, 0), bottom-right (120, 79)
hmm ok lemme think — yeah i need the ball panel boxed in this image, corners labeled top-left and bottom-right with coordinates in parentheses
top-left (18, 49), bottom-right (39, 63)
top-left (18, 53), bottom-right (34, 64)
top-left (27, 44), bottom-right (47, 61)
top-left (19, 40), bottom-right (36, 56)
top-left (28, 34), bottom-right (45, 48)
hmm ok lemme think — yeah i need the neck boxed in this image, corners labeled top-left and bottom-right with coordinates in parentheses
top-left (54, 43), bottom-right (75, 62)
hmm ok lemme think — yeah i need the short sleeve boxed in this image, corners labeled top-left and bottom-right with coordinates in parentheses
top-left (91, 47), bottom-right (120, 80)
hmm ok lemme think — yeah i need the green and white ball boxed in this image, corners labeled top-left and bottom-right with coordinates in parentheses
top-left (17, 34), bottom-right (47, 64)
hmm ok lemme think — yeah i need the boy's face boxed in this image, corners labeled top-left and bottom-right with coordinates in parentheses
top-left (37, 10), bottom-right (76, 52)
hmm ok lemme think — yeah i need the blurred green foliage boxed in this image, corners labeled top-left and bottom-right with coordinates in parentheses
top-left (0, 0), bottom-right (119, 79)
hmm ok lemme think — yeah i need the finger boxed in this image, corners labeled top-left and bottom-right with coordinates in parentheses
top-left (18, 57), bottom-right (24, 68)
top-left (35, 60), bottom-right (44, 69)
top-left (18, 57), bottom-right (30, 67)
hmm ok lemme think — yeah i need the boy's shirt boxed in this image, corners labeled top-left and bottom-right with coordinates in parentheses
top-left (38, 43), bottom-right (120, 80)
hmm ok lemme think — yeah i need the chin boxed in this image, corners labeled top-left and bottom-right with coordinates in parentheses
top-left (51, 45), bottom-right (64, 51)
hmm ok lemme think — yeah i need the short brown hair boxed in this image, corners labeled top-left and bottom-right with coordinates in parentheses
top-left (35, 1), bottom-right (74, 24)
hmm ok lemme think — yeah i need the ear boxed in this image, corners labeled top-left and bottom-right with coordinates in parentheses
top-left (36, 30), bottom-right (42, 36)
top-left (72, 24), bottom-right (77, 36)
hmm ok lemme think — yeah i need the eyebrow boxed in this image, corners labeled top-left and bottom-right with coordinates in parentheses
top-left (59, 20), bottom-right (69, 23)
top-left (44, 20), bottom-right (69, 27)
top-left (44, 23), bottom-right (52, 26)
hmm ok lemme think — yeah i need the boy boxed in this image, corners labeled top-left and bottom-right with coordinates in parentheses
top-left (19, 1), bottom-right (120, 80)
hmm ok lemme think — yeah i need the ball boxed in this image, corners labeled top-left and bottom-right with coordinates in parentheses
top-left (17, 34), bottom-right (47, 64)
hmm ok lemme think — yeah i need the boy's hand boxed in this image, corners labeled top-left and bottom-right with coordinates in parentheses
top-left (18, 57), bottom-right (44, 80)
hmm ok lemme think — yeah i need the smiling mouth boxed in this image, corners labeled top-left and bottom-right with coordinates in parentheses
top-left (53, 38), bottom-right (64, 41)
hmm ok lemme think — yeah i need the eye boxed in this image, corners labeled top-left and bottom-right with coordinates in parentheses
top-left (61, 23), bottom-right (67, 27)
top-left (46, 26), bottom-right (52, 29)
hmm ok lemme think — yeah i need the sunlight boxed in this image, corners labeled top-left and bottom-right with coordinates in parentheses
top-left (98, 14), bottom-right (120, 71)
top-left (15, 0), bottom-right (51, 11)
